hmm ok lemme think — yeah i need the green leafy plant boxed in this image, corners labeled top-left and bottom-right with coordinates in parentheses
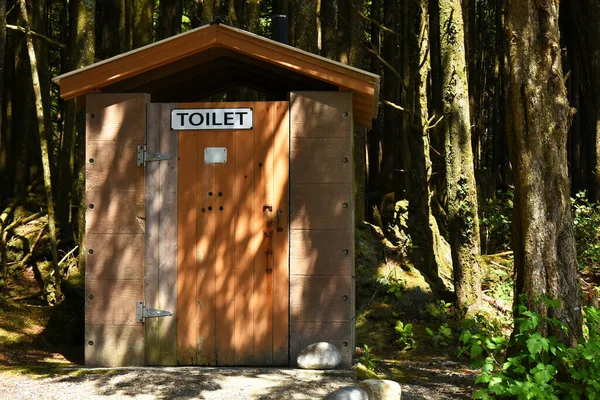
top-left (572, 191), bottom-right (600, 272)
top-left (470, 297), bottom-right (600, 399)
top-left (359, 344), bottom-right (382, 370)
top-left (425, 300), bottom-right (454, 320)
top-left (394, 320), bottom-right (415, 350)
top-left (426, 323), bottom-right (453, 347)
top-left (480, 187), bottom-right (513, 254)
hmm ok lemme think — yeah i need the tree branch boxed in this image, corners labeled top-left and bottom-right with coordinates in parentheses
top-left (6, 24), bottom-right (66, 48)
top-left (381, 99), bottom-right (407, 112)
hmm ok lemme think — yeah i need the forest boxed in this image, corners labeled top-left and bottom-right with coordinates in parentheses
top-left (1, 0), bottom-right (600, 397)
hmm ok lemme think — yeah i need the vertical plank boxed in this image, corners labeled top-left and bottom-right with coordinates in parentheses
top-left (177, 103), bottom-right (198, 364)
top-left (85, 93), bottom-right (149, 367)
top-left (145, 103), bottom-right (161, 365)
top-left (272, 101), bottom-right (290, 365)
top-left (233, 113), bottom-right (256, 364)
top-left (214, 129), bottom-right (236, 365)
top-left (158, 102), bottom-right (178, 364)
top-left (253, 102), bottom-right (274, 365)
top-left (196, 125), bottom-right (217, 365)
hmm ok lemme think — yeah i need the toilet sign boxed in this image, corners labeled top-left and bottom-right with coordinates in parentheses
top-left (171, 108), bottom-right (253, 130)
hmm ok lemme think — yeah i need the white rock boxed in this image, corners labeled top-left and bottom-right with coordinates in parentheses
top-left (297, 342), bottom-right (342, 370)
top-left (324, 386), bottom-right (370, 400)
top-left (359, 379), bottom-right (401, 400)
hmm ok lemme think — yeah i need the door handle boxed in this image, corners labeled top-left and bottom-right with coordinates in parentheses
top-left (277, 209), bottom-right (283, 232)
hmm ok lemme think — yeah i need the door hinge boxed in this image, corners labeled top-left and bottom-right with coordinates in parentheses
top-left (137, 145), bottom-right (174, 167)
top-left (136, 301), bottom-right (173, 323)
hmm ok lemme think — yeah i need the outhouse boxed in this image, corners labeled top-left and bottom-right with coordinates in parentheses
top-left (54, 23), bottom-right (379, 368)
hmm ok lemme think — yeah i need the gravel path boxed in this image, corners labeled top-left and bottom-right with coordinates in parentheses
top-left (0, 367), bottom-right (357, 400)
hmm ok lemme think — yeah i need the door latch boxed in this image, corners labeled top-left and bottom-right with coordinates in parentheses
top-left (136, 301), bottom-right (173, 323)
top-left (137, 145), bottom-right (174, 167)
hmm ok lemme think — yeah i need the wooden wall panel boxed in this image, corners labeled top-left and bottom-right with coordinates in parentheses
top-left (289, 92), bottom-right (354, 369)
top-left (290, 138), bottom-right (351, 184)
top-left (86, 234), bottom-right (145, 281)
top-left (86, 190), bottom-right (145, 234)
top-left (85, 93), bottom-right (149, 367)
top-left (290, 276), bottom-right (352, 322)
top-left (145, 103), bottom-right (178, 365)
top-left (85, 279), bottom-right (144, 325)
top-left (290, 230), bottom-right (352, 276)
top-left (290, 183), bottom-right (353, 230)
top-left (290, 92), bottom-right (353, 138)
top-left (85, 325), bottom-right (145, 367)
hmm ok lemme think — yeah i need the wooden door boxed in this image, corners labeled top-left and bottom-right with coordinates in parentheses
top-left (176, 102), bottom-right (289, 366)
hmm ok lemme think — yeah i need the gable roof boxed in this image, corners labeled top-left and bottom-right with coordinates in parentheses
top-left (53, 23), bottom-right (380, 128)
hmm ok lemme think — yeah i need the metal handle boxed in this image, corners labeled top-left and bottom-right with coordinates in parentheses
top-left (277, 209), bottom-right (283, 232)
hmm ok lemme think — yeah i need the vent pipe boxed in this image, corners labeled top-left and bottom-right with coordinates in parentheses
top-left (272, 14), bottom-right (288, 44)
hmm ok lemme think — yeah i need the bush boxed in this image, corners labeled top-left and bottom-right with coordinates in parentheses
top-left (465, 298), bottom-right (600, 399)
top-left (573, 192), bottom-right (600, 272)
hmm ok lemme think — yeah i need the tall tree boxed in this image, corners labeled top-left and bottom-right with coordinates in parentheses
top-left (506, 0), bottom-right (582, 345)
top-left (72, 0), bottom-right (95, 273)
top-left (18, 0), bottom-right (60, 302)
top-left (289, 0), bottom-right (317, 53)
top-left (0, 0), bottom-right (7, 199)
top-left (438, 0), bottom-right (482, 313)
top-left (405, 0), bottom-right (445, 292)
top-left (159, 0), bottom-right (182, 39)
top-left (132, 0), bottom-right (153, 47)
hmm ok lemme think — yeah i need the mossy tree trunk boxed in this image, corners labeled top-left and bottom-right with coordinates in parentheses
top-left (159, 0), bottom-right (182, 39)
top-left (405, 0), bottom-right (444, 292)
top-left (506, 0), bottom-right (582, 345)
top-left (132, 0), bottom-right (153, 48)
top-left (72, 0), bottom-right (95, 274)
top-left (438, 0), bottom-right (482, 313)
top-left (18, 0), bottom-right (61, 303)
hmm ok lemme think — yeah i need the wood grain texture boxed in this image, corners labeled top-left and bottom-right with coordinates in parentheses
top-left (86, 189), bottom-right (145, 234)
top-left (290, 137), bottom-right (352, 184)
top-left (85, 93), bottom-right (149, 367)
top-left (85, 279), bottom-right (143, 325)
top-left (86, 234), bottom-right (145, 281)
top-left (176, 121), bottom-right (198, 365)
top-left (272, 101), bottom-right (290, 365)
top-left (289, 321), bottom-right (353, 368)
top-left (157, 103), bottom-right (179, 365)
top-left (289, 92), bottom-right (353, 138)
top-left (290, 230), bottom-right (352, 276)
top-left (289, 183), bottom-right (353, 230)
top-left (214, 129), bottom-right (235, 365)
top-left (145, 103), bottom-right (178, 365)
top-left (145, 103), bottom-right (161, 365)
top-left (290, 276), bottom-right (352, 322)
top-left (195, 126), bottom-right (217, 365)
top-left (85, 325), bottom-right (145, 367)
top-left (233, 123), bottom-right (256, 365)
top-left (253, 101), bottom-right (274, 365)
top-left (289, 92), bottom-right (355, 368)
top-left (86, 141), bottom-right (143, 191)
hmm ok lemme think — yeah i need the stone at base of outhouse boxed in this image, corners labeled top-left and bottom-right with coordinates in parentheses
top-left (297, 342), bottom-right (342, 369)
top-left (359, 379), bottom-right (402, 400)
top-left (324, 386), bottom-right (369, 400)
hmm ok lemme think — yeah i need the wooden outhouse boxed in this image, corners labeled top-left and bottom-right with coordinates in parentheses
top-left (54, 23), bottom-right (379, 368)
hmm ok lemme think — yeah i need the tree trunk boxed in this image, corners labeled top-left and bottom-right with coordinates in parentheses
top-left (0, 0), bottom-right (7, 199)
top-left (380, 0), bottom-right (400, 196)
top-left (506, 0), bottom-right (582, 345)
top-left (289, 0), bottom-right (318, 53)
top-left (159, 0), bottom-right (182, 39)
top-left (367, 0), bottom-right (382, 219)
top-left (245, 0), bottom-right (260, 33)
top-left (132, 0), bottom-right (153, 48)
top-left (18, 0), bottom-right (61, 303)
top-left (72, 0), bottom-right (95, 274)
top-left (438, 0), bottom-right (482, 313)
top-left (405, 0), bottom-right (445, 292)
